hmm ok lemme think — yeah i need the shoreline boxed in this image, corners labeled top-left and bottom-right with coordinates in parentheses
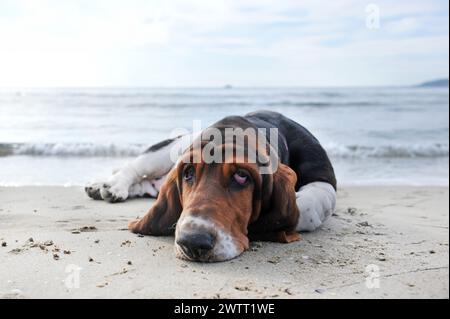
top-left (0, 186), bottom-right (448, 298)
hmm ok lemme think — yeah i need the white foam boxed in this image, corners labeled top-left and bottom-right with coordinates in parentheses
top-left (1, 143), bottom-right (145, 157)
top-left (325, 142), bottom-right (449, 159)
top-left (1, 142), bottom-right (448, 159)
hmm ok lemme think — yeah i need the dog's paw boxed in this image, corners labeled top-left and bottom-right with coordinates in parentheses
top-left (85, 182), bottom-right (103, 200)
top-left (100, 183), bottom-right (129, 203)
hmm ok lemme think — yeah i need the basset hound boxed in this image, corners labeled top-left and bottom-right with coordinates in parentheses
top-left (85, 111), bottom-right (337, 262)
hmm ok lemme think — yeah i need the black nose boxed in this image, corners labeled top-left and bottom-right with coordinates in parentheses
top-left (176, 232), bottom-right (215, 260)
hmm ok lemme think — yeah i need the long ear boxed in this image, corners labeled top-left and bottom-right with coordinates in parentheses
top-left (128, 168), bottom-right (182, 236)
top-left (248, 163), bottom-right (300, 243)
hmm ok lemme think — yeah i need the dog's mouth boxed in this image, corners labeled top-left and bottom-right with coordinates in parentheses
top-left (174, 243), bottom-right (215, 262)
top-left (174, 236), bottom-right (242, 263)
top-left (174, 215), bottom-right (243, 262)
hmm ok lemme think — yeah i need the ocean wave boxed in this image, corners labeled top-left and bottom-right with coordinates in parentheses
top-left (325, 143), bottom-right (449, 159)
top-left (0, 143), bottom-right (145, 157)
top-left (266, 101), bottom-right (379, 107)
top-left (125, 101), bottom-right (379, 108)
top-left (1, 142), bottom-right (448, 159)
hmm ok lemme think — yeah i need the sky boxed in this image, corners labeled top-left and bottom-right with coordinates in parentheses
top-left (0, 0), bottom-right (448, 87)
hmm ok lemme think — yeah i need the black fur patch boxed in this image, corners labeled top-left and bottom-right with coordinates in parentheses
top-left (145, 137), bottom-right (178, 153)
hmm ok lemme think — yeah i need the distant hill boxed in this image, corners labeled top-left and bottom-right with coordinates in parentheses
top-left (418, 79), bottom-right (449, 88)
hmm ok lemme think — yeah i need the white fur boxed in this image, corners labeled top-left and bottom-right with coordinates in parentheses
top-left (128, 175), bottom-right (167, 198)
top-left (100, 141), bottom-right (178, 199)
top-left (175, 215), bottom-right (239, 261)
top-left (295, 182), bottom-right (336, 232)
top-left (87, 134), bottom-right (191, 202)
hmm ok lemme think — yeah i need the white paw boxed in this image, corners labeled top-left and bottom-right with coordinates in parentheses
top-left (100, 182), bottom-right (129, 203)
top-left (296, 196), bottom-right (324, 232)
top-left (85, 182), bottom-right (103, 200)
top-left (295, 182), bottom-right (336, 232)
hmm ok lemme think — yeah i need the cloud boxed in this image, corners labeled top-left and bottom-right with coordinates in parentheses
top-left (0, 0), bottom-right (448, 86)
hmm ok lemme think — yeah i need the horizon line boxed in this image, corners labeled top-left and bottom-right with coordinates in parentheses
top-left (0, 83), bottom-right (448, 90)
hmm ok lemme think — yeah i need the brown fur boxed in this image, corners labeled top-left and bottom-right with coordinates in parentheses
top-left (128, 168), bottom-right (182, 236)
top-left (129, 140), bottom-right (301, 259)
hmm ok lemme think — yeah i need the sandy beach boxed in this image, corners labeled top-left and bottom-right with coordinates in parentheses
top-left (0, 186), bottom-right (448, 299)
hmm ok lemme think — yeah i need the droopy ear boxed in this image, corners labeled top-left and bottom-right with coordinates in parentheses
top-left (248, 163), bottom-right (300, 243)
top-left (128, 168), bottom-right (182, 236)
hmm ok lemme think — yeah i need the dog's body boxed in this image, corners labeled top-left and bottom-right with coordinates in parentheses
top-left (86, 111), bottom-right (337, 261)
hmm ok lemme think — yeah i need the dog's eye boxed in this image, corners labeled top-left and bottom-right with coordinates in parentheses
top-left (183, 165), bottom-right (195, 182)
top-left (233, 169), bottom-right (250, 186)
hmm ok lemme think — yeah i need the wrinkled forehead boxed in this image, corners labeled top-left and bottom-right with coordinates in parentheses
top-left (179, 127), bottom-right (274, 167)
top-left (178, 142), bottom-right (270, 168)
top-left (201, 125), bottom-right (269, 151)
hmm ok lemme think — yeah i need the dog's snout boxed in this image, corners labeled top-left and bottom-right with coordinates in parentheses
top-left (176, 232), bottom-right (215, 260)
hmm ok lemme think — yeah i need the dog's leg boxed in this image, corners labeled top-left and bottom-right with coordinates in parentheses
top-left (128, 175), bottom-right (167, 199)
top-left (85, 134), bottom-right (191, 203)
top-left (295, 182), bottom-right (336, 232)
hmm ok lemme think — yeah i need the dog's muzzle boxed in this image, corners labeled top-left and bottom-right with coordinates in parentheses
top-left (176, 232), bottom-right (215, 260)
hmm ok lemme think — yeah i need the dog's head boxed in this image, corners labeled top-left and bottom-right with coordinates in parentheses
top-left (129, 129), bottom-right (300, 262)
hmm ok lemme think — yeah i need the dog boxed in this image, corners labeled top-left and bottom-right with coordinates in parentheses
top-left (85, 110), bottom-right (337, 262)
